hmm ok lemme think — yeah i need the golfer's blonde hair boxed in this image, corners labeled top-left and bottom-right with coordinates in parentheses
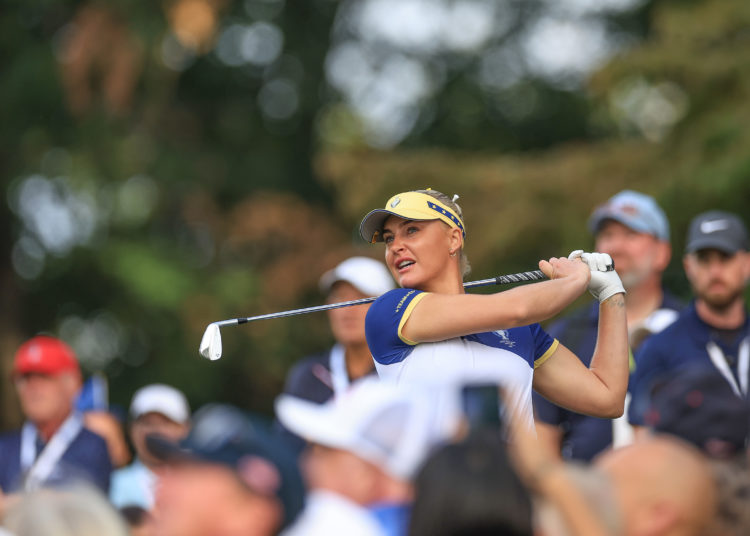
top-left (416, 189), bottom-right (471, 278)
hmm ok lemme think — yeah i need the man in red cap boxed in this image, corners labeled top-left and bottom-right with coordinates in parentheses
top-left (0, 335), bottom-right (112, 494)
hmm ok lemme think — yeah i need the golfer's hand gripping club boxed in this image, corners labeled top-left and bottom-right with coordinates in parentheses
top-left (568, 249), bottom-right (625, 303)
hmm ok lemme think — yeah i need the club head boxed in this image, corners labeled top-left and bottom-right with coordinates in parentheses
top-left (199, 323), bottom-right (223, 360)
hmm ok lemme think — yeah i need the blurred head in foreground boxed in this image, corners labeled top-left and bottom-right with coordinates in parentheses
top-left (148, 403), bottom-right (304, 536)
top-left (3, 484), bottom-right (129, 536)
top-left (644, 366), bottom-right (749, 460)
top-left (409, 430), bottom-right (532, 536)
top-left (595, 436), bottom-right (717, 536)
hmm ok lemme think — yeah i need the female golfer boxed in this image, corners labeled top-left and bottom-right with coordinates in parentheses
top-left (359, 189), bottom-right (629, 424)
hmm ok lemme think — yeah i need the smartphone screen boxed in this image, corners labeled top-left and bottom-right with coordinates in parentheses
top-left (461, 383), bottom-right (503, 430)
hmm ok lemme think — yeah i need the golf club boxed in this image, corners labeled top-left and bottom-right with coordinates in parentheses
top-left (199, 269), bottom-right (547, 360)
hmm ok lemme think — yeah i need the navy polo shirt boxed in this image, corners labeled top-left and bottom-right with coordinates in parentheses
top-left (533, 291), bottom-right (683, 461)
top-left (628, 301), bottom-right (750, 425)
top-left (0, 426), bottom-right (112, 493)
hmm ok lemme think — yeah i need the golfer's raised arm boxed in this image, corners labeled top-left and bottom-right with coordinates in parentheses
top-left (533, 253), bottom-right (629, 418)
top-left (400, 256), bottom-right (590, 343)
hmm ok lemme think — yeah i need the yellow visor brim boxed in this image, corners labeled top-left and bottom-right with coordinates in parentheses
top-left (359, 192), bottom-right (466, 243)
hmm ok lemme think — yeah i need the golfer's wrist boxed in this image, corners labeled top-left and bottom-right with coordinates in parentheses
top-left (599, 287), bottom-right (626, 304)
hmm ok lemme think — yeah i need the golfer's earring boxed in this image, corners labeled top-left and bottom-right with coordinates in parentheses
top-left (449, 250), bottom-right (458, 258)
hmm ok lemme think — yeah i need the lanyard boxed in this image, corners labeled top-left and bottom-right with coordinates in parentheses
top-left (706, 337), bottom-right (750, 397)
top-left (20, 412), bottom-right (83, 492)
top-left (329, 344), bottom-right (350, 400)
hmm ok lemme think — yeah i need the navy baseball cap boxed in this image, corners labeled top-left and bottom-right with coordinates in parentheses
top-left (644, 367), bottom-right (750, 459)
top-left (588, 190), bottom-right (669, 241)
top-left (685, 211), bottom-right (749, 254)
top-left (147, 404), bottom-right (305, 528)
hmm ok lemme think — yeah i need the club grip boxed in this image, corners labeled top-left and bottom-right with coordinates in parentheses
top-left (494, 270), bottom-right (546, 285)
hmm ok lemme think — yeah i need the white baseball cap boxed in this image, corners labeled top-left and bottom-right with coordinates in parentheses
top-left (275, 378), bottom-right (458, 480)
top-left (318, 256), bottom-right (395, 297)
top-left (130, 384), bottom-right (190, 424)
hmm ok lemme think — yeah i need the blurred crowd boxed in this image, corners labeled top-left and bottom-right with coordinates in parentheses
top-left (1, 191), bottom-right (749, 536)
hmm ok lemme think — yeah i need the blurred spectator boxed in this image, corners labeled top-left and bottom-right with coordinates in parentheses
top-left (595, 436), bottom-right (717, 536)
top-left (2, 484), bottom-right (129, 536)
top-left (534, 190), bottom-right (680, 461)
top-left (276, 378), bottom-right (446, 536)
top-left (533, 464), bottom-right (622, 536)
top-left (508, 390), bottom-right (614, 536)
top-left (643, 366), bottom-right (750, 536)
top-left (644, 366), bottom-right (749, 459)
top-left (409, 430), bottom-right (533, 536)
top-left (110, 384), bottom-right (191, 510)
top-left (278, 257), bottom-right (394, 448)
top-left (0, 336), bottom-right (111, 493)
top-left (148, 403), bottom-right (304, 536)
top-left (629, 211), bottom-right (750, 428)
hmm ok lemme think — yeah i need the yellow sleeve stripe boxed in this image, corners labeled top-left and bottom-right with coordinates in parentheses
top-left (397, 292), bottom-right (429, 346)
top-left (534, 339), bottom-right (559, 369)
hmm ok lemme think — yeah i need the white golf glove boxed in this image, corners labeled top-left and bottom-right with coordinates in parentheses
top-left (568, 250), bottom-right (626, 303)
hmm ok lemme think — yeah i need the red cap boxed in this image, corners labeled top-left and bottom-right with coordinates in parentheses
top-left (13, 336), bottom-right (80, 376)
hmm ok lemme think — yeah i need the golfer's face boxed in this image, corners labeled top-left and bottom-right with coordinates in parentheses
top-left (382, 215), bottom-right (452, 289)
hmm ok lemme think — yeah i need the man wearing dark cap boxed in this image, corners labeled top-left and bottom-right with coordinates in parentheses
top-left (644, 366), bottom-right (749, 458)
top-left (149, 403), bottom-right (305, 536)
top-left (534, 190), bottom-right (682, 461)
top-left (629, 210), bottom-right (750, 428)
top-left (0, 335), bottom-right (112, 493)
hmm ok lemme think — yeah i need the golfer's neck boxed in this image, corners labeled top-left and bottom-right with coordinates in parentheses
top-left (421, 268), bottom-right (465, 295)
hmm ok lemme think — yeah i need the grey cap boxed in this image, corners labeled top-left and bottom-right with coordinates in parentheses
top-left (685, 211), bottom-right (748, 254)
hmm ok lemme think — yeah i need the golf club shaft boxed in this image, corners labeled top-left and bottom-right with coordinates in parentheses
top-left (213, 269), bottom-right (547, 328)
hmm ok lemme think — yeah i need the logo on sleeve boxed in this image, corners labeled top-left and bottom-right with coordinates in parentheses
top-left (493, 330), bottom-right (516, 348)
top-left (395, 290), bottom-right (415, 314)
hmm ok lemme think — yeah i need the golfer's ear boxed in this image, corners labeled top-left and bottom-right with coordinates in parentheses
top-left (449, 226), bottom-right (463, 252)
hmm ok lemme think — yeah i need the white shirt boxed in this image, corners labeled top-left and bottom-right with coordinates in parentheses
top-left (366, 289), bottom-right (558, 429)
top-left (282, 490), bottom-right (385, 536)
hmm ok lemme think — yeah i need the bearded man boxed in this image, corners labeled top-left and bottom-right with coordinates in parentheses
top-left (628, 210), bottom-right (750, 428)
